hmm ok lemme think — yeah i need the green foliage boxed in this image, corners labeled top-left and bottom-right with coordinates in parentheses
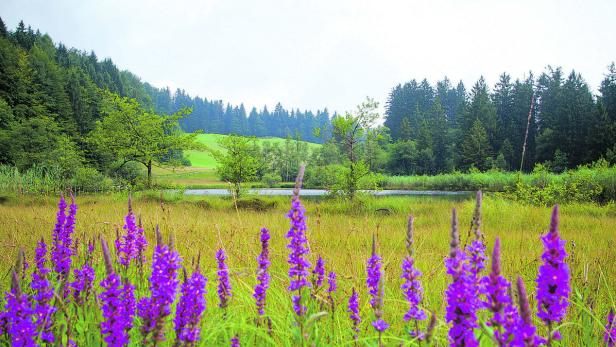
top-left (71, 167), bottom-right (112, 192)
top-left (90, 92), bottom-right (198, 185)
top-left (212, 134), bottom-right (261, 197)
top-left (261, 172), bottom-right (282, 187)
top-left (328, 97), bottom-right (381, 199)
top-left (0, 164), bottom-right (65, 194)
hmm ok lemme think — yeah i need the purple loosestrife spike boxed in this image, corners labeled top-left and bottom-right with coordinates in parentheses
top-left (471, 190), bottom-right (483, 240)
top-left (253, 228), bottom-right (271, 316)
top-left (516, 276), bottom-right (546, 346)
top-left (31, 240), bottom-right (56, 343)
top-left (373, 278), bottom-right (388, 334)
top-left (481, 238), bottom-right (518, 346)
top-left (116, 197), bottom-right (142, 267)
top-left (400, 214), bottom-right (426, 339)
top-left (327, 271), bottom-right (337, 294)
top-left (605, 310), bottom-right (615, 347)
top-left (327, 271), bottom-right (337, 310)
top-left (366, 234), bottom-right (382, 308)
top-left (51, 194), bottom-right (67, 272)
top-left (71, 240), bottom-right (96, 305)
top-left (348, 287), bottom-right (361, 341)
top-left (60, 194), bottom-right (77, 275)
top-left (174, 267), bottom-right (207, 346)
top-left (313, 256), bottom-right (325, 288)
top-left (137, 228), bottom-right (182, 345)
top-left (99, 237), bottom-right (135, 347)
top-left (466, 192), bottom-right (487, 305)
top-left (536, 205), bottom-right (570, 342)
top-left (230, 335), bottom-right (240, 347)
top-left (286, 170), bottom-right (311, 317)
top-left (216, 248), bottom-right (232, 309)
top-left (5, 271), bottom-right (37, 347)
top-left (445, 208), bottom-right (479, 347)
top-left (401, 256), bottom-right (426, 323)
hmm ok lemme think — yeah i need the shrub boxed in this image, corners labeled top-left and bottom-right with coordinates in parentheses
top-left (71, 167), bottom-right (112, 193)
top-left (261, 172), bottom-right (282, 187)
top-left (235, 198), bottom-right (277, 211)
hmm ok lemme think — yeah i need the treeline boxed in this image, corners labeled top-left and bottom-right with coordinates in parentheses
top-left (384, 67), bottom-right (616, 174)
top-left (147, 86), bottom-right (333, 143)
top-left (0, 18), bottom-right (332, 181)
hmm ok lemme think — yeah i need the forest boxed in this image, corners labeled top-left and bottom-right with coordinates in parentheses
top-left (1, 17), bottom-right (616, 190)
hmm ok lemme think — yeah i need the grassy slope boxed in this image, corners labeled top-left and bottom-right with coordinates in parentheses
top-left (185, 133), bottom-right (321, 169)
top-left (0, 194), bottom-right (614, 345)
top-left (154, 134), bottom-right (321, 187)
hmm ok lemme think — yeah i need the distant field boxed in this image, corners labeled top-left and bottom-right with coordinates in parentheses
top-left (154, 134), bottom-right (321, 187)
top-left (184, 133), bottom-right (321, 169)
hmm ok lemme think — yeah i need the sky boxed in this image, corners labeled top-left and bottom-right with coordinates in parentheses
top-left (1, 0), bottom-right (615, 115)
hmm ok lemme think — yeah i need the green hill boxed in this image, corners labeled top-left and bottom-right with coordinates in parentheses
top-left (185, 134), bottom-right (321, 169)
top-left (153, 134), bottom-right (321, 187)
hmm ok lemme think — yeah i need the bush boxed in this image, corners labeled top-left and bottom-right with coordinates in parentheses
top-left (235, 198), bottom-right (277, 211)
top-left (261, 172), bottom-right (282, 187)
top-left (110, 161), bottom-right (144, 187)
top-left (71, 167), bottom-right (112, 193)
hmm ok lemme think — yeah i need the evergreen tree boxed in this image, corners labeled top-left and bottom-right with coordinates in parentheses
top-left (460, 118), bottom-right (492, 171)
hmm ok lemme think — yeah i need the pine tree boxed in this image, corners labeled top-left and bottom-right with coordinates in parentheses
top-left (460, 118), bottom-right (492, 171)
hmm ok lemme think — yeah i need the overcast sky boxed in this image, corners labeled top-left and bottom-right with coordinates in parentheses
top-left (2, 0), bottom-right (615, 114)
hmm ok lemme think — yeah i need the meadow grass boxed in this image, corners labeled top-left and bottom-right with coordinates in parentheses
top-left (0, 193), bottom-right (614, 345)
top-left (185, 133), bottom-right (321, 169)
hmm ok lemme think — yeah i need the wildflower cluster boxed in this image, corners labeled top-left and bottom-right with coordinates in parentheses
top-left (0, 185), bottom-right (585, 346)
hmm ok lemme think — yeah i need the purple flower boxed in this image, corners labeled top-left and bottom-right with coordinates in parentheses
top-left (445, 209), bottom-right (479, 347)
top-left (372, 319), bottom-right (389, 332)
top-left (348, 287), bottom-right (361, 341)
top-left (71, 241), bottom-right (95, 305)
top-left (51, 194), bottom-right (77, 277)
top-left (286, 195), bottom-right (311, 316)
top-left (135, 215), bottom-right (148, 267)
top-left (31, 240), bottom-right (56, 343)
top-left (366, 247), bottom-right (382, 309)
top-left (99, 238), bottom-right (135, 347)
top-left (230, 335), bottom-right (240, 347)
top-left (536, 205), bottom-right (570, 341)
top-left (481, 238), bottom-right (517, 346)
top-left (327, 271), bottom-right (337, 310)
top-left (515, 276), bottom-right (546, 346)
top-left (466, 239), bottom-right (487, 285)
top-left (115, 197), bottom-right (148, 268)
top-left (4, 271), bottom-right (37, 347)
top-left (217, 248), bottom-right (232, 309)
top-left (313, 256), bottom-right (325, 288)
top-left (174, 268), bottom-right (207, 345)
top-left (137, 228), bottom-right (182, 345)
top-left (367, 235), bottom-right (388, 337)
top-left (605, 310), bottom-right (615, 347)
top-left (401, 256), bottom-right (426, 323)
top-left (253, 228), bottom-right (270, 316)
top-left (327, 271), bottom-right (337, 294)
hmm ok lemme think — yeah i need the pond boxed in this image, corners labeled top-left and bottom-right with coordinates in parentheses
top-left (184, 189), bottom-right (472, 196)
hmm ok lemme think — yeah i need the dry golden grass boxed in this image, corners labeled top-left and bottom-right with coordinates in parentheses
top-left (0, 193), bottom-right (614, 345)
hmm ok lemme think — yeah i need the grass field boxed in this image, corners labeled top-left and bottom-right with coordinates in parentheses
top-left (0, 193), bottom-right (614, 345)
top-left (184, 133), bottom-right (322, 169)
top-left (153, 133), bottom-right (322, 187)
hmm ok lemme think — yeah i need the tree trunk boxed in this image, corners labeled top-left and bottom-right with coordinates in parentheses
top-left (147, 160), bottom-right (152, 187)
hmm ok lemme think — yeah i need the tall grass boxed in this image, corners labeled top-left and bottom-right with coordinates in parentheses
top-left (381, 165), bottom-right (616, 203)
top-left (0, 165), bottom-right (66, 194)
top-left (0, 194), bottom-right (613, 345)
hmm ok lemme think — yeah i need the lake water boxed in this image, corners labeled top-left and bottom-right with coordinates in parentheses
top-left (184, 189), bottom-right (472, 196)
